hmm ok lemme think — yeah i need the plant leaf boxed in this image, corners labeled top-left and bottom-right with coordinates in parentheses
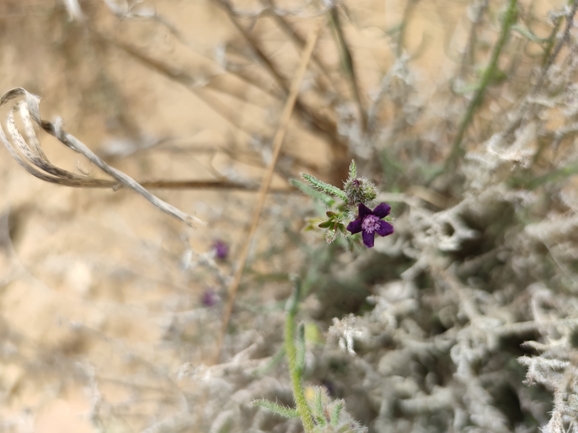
top-left (252, 399), bottom-right (299, 419)
top-left (300, 173), bottom-right (348, 201)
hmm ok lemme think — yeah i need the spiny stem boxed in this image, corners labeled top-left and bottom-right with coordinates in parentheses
top-left (445, 0), bottom-right (518, 170)
top-left (285, 282), bottom-right (315, 433)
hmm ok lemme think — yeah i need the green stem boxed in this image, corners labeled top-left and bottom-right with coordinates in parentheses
top-left (445, 0), bottom-right (518, 170)
top-left (285, 282), bottom-right (315, 433)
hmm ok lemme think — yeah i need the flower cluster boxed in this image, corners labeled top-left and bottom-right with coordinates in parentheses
top-left (343, 177), bottom-right (377, 206)
top-left (295, 160), bottom-right (394, 248)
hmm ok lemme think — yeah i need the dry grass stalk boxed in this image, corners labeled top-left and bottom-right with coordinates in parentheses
top-left (213, 20), bottom-right (322, 364)
top-left (0, 87), bottom-right (206, 227)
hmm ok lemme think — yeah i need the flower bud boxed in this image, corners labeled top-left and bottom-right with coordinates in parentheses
top-left (343, 177), bottom-right (377, 206)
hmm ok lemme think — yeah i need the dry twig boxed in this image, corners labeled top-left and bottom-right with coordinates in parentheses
top-left (0, 87), bottom-right (206, 227)
top-left (213, 21), bottom-right (322, 364)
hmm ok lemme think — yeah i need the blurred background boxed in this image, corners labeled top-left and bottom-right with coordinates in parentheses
top-left (0, 0), bottom-right (576, 432)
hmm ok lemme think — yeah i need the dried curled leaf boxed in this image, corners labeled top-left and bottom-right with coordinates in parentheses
top-left (0, 87), bottom-right (206, 227)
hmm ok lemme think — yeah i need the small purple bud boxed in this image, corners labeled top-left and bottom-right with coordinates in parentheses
top-left (201, 289), bottom-right (219, 307)
top-left (343, 176), bottom-right (377, 205)
top-left (213, 240), bottom-right (229, 260)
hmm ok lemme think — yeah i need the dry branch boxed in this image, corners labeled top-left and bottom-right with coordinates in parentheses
top-left (0, 87), bottom-right (206, 227)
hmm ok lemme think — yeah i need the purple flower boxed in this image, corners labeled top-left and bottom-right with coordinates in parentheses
top-left (201, 288), bottom-right (220, 307)
top-left (347, 203), bottom-right (394, 248)
top-left (213, 240), bottom-right (229, 260)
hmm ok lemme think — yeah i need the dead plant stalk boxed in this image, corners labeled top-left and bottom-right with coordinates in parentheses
top-left (214, 21), bottom-right (322, 364)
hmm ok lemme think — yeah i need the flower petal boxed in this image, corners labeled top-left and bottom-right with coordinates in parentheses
top-left (358, 203), bottom-right (372, 218)
top-left (347, 218), bottom-right (363, 234)
top-left (362, 230), bottom-right (375, 248)
top-left (376, 220), bottom-right (394, 237)
top-left (373, 203), bottom-right (391, 218)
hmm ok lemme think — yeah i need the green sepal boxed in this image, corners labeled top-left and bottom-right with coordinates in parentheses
top-left (330, 401), bottom-right (344, 426)
top-left (318, 220), bottom-right (333, 229)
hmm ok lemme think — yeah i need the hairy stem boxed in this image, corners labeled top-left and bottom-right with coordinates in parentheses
top-left (285, 282), bottom-right (315, 433)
